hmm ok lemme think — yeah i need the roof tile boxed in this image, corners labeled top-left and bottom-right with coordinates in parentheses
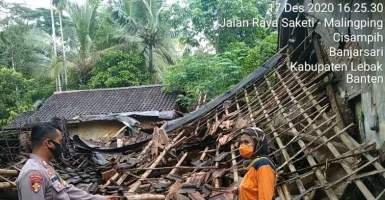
top-left (8, 85), bottom-right (178, 129)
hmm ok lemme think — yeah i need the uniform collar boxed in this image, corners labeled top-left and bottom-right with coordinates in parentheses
top-left (30, 153), bottom-right (52, 168)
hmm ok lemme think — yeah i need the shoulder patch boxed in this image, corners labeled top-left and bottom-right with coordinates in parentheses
top-left (252, 158), bottom-right (276, 171)
top-left (29, 174), bottom-right (43, 193)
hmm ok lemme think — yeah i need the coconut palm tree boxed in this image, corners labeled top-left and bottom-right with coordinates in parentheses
top-left (111, 0), bottom-right (178, 82)
top-left (50, 0), bottom-right (62, 91)
top-left (56, 0), bottom-right (68, 89)
top-left (65, 0), bottom-right (121, 85)
top-left (24, 29), bottom-right (71, 83)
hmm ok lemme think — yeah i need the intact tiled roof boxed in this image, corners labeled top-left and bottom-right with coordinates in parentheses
top-left (8, 85), bottom-right (178, 129)
top-left (7, 111), bottom-right (36, 129)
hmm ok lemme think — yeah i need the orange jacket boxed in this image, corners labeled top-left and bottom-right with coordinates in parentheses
top-left (239, 157), bottom-right (276, 200)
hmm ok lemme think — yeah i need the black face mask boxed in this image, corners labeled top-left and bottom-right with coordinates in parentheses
top-left (47, 140), bottom-right (62, 161)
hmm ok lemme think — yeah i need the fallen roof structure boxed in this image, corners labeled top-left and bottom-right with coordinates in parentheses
top-left (91, 39), bottom-right (383, 199)
top-left (1, 36), bottom-right (385, 200)
top-left (2, 2), bottom-right (385, 199)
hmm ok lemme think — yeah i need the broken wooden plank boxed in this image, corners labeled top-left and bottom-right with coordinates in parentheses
top-left (159, 128), bottom-right (170, 146)
top-left (152, 127), bottom-right (160, 158)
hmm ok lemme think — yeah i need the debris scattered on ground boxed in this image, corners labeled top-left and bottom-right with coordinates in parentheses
top-left (1, 48), bottom-right (385, 200)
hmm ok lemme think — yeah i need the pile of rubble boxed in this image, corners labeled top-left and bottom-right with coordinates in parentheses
top-left (1, 39), bottom-right (385, 200)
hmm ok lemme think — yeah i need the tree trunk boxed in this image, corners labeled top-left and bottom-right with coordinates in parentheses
top-left (50, 1), bottom-right (57, 57)
top-left (58, 74), bottom-right (62, 91)
top-left (11, 48), bottom-right (15, 71)
top-left (50, 0), bottom-right (61, 91)
top-left (149, 44), bottom-right (154, 82)
top-left (59, 10), bottom-right (67, 90)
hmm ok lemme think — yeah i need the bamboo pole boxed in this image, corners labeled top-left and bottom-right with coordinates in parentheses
top-left (325, 158), bottom-right (379, 190)
top-left (125, 194), bottom-right (165, 200)
top-left (0, 169), bottom-right (18, 176)
top-left (102, 173), bottom-right (120, 188)
top-left (230, 144), bottom-right (239, 182)
top-left (169, 152), bottom-right (188, 175)
top-left (0, 175), bottom-right (16, 186)
top-left (129, 130), bottom-right (185, 192)
top-left (116, 140), bottom-right (155, 186)
top-left (270, 108), bottom-right (335, 158)
top-left (277, 186), bottom-right (288, 200)
top-left (280, 147), bottom-right (376, 177)
top-left (287, 64), bottom-right (378, 200)
top-left (200, 147), bottom-right (209, 161)
top-left (253, 89), bottom-right (304, 200)
top-left (113, 126), bottom-right (127, 137)
top-left (376, 188), bottom-right (385, 200)
top-left (290, 123), bottom-right (354, 165)
top-left (264, 74), bottom-right (338, 200)
top-left (0, 182), bottom-right (14, 189)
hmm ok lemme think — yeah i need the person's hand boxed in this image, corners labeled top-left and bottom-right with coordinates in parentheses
top-left (105, 196), bottom-right (120, 200)
top-left (232, 187), bottom-right (239, 195)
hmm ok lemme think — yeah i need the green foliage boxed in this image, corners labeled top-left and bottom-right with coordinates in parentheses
top-left (163, 32), bottom-right (277, 108)
top-left (0, 23), bottom-right (39, 77)
top-left (111, 0), bottom-right (178, 82)
top-left (0, 67), bottom-right (33, 127)
top-left (164, 54), bottom-right (243, 107)
top-left (164, 0), bottom-right (275, 52)
top-left (88, 51), bottom-right (151, 88)
top-left (9, 6), bottom-right (71, 37)
top-left (242, 32), bottom-right (277, 75)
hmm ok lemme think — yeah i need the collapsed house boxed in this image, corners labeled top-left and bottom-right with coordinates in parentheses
top-left (0, 0), bottom-right (385, 199)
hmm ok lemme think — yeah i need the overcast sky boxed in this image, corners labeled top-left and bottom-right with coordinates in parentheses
top-left (4, 0), bottom-right (176, 9)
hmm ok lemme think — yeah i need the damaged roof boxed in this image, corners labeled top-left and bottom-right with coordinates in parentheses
top-left (8, 84), bottom-right (178, 129)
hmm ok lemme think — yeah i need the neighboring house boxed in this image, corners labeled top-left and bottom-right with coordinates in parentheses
top-left (8, 84), bottom-right (180, 139)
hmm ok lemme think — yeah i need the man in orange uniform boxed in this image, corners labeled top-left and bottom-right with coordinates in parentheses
top-left (237, 127), bottom-right (276, 200)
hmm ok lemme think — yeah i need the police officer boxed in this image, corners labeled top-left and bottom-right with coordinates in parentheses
top-left (16, 123), bottom-right (119, 200)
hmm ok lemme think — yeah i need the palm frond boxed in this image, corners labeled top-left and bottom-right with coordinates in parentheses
top-left (114, 31), bottom-right (142, 43)
top-left (111, 4), bottom-right (142, 34)
top-left (25, 29), bottom-right (53, 54)
top-left (66, 1), bottom-right (97, 58)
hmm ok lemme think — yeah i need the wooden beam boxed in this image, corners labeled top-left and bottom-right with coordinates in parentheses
top-left (125, 194), bottom-right (166, 200)
top-left (0, 182), bottom-right (14, 189)
top-left (113, 126), bottom-right (127, 137)
top-left (0, 175), bottom-right (16, 186)
top-left (230, 144), bottom-right (239, 182)
top-left (0, 169), bottom-right (18, 176)
top-left (102, 173), bottom-right (120, 188)
top-left (253, 88), bottom-right (301, 199)
top-left (169, 152), bottom-right (188, 175)
top-left (265, 74), bottom-right (338, 200)
top-left (129, 130), bottom-right (185, 192)
top-left (287, 64), bottom-right (378, 200)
